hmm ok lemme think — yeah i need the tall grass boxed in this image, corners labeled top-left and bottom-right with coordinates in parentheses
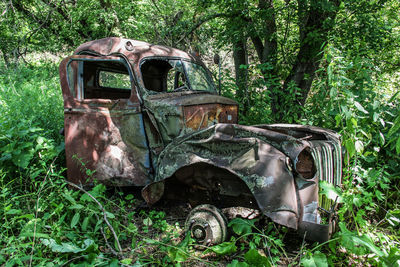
top-left (0, 60), bottom-right (64, 141)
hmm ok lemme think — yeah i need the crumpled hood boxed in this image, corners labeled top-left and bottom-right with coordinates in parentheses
top-left (144, 91), bottom-right (237, 109)
top-left (257, 124), bottom-right (340, 142)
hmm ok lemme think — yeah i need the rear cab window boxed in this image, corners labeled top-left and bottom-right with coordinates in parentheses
top-left (67, 58), bottom-right (132, 100)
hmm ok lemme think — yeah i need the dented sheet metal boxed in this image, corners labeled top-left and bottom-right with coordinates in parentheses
top-left (143, 123), bottom-right (311, 229)
top-left (62, 100), bottom-right (151, 186)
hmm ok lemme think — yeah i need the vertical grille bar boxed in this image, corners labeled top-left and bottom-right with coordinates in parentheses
top-left (311, 140), bottom-right (342, 211)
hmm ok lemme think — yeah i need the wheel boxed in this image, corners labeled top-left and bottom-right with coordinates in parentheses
top-left (184, 204), bottom-right (228, 246)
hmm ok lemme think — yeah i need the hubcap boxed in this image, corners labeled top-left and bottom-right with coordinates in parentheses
top-left (184, 204), bottom-right (228, 247)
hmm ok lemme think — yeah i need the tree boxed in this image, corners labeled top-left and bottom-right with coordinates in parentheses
top-left (206, 0), bottom-right (341, 121)
top-left (0, 0), bottom-right (139, 64)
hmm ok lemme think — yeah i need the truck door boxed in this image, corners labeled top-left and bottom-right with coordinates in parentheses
top-left (59, 55), bottom-right (151, 186)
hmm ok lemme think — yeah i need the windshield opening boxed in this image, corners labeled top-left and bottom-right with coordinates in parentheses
top-left (140, 58), bottom-right (216, 94)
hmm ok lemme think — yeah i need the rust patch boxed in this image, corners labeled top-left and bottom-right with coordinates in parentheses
top-left (184, 104), bottom-right (238, 130)
top-left (63, 103), bottom-right (150, 186)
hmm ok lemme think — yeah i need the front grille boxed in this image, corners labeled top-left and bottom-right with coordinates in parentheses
top-left (310, 141), bottom-right (342, 211)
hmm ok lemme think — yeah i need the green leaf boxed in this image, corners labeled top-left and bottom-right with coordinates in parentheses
top-left (143, 238), bottom-right (158, 244)
top-left (143, 217), bottom-right (152, 227)
top-left (301, 251), bottom-right (328, 267)
top-left (127, 223), bottom-right (138, 233)
top-left (0, 153), bottom-right (11, 162)
top-left (207, 241), bottom-right (237, 255)
top-left (120, 258), bottom-right (133, 265)
top-left (62, 192), bottom-right (76, 204)
top-left (344, 139), bottom-right (355, 158)
top-left (41, 238), bottom-right (95, 253)
top-left (69, 204), bottom-right (84, 210)
top-left (167, 246), bottom-right (188, 263)
top-left (350, 117), bottom-right (358, 127)
top-left (334, 114), bottom-right (342, 127)
top-left (168, 234), bottom-right (191, 262)
top-left (379, 131), bottom-right (385, 145)
top-left (386, 209), bottom-right (400, 227)
top-left (125, 194), bottom-right (134, 200)
top-left (105, 211), bottom-right (115, 219)
top-left (388, 115), bottom-right (400, 137)
top-left (244, 248), bottom-right (271, 267)
top-left (227, 260), bottom-right (249, 267)
top-left (381, 247), bottom-right (400, 267)
top-left (338, 223), bottom-right (384, 257)
top-left (71, 213), bottom-right (80, 228)
top-left (109, 259), bottom-right (119, 267)
top-left (82, 216), bottom-right (89, 231)
top-left (5, 209), bottom-right (22, 215)
top-left (81, 184), bottom-right (106, 201)
top-left (20, 232), bottom-right (50, 239)
top-left (319, 181), bottom-right (342, 202)
top-left (396, 137), bottom-right (400, 154)
top-left (12, 152), bottom-right (33, 169)
top-left (355, 140), bottom-right (364, 153)
top-left (354, 101), bottom-right (369, 114)
top-left (228, 218), bottom-right (255, 235)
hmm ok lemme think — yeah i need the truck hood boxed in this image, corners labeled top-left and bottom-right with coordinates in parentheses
top-left (144, 91), bottom-right (237, 107)
top-left (257, 124), bottom-right (340, 142)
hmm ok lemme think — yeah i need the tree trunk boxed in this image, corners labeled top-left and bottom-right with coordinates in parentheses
top-left (233, 35), bottom-right (249, 116)
top-left (251, 0), bottom-right (281, 120)
top-left (273, 0), bottom-right (341, 121)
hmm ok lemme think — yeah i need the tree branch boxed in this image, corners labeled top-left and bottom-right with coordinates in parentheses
top-left (259, 0), bottom-right (278, 66)
top-left (251, 36), bottom-right (264, 63)
top-left (177, 13), bottom-right (230, 44)
top-left (12, 0), bottom-right (76, 46)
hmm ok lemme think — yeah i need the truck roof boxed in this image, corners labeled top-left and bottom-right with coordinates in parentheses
top-left (74, 37), bottom-right (198, 63)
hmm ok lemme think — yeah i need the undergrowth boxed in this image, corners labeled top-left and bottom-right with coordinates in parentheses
top-left (0, 58), bottom-right (399, 266)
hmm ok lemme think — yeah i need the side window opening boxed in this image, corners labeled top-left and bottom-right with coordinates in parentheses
top-left (67, 59), bottom-right (132, 100)
top-left (84, 60), bottom-right (131, 100)
top-left (141, 59), bottom-right (172, 92)
top-left (140, 58), bottom-right (216, 94)
top-left (141, 59), bottom-right (186, 93)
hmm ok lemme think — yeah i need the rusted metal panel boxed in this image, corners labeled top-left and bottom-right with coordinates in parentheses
top-left (63, 100), bottom-right (151, 186)
top-left (184, 104), bottom-right (238, 131)
top-left (143, 93), bottom-right (238, 144)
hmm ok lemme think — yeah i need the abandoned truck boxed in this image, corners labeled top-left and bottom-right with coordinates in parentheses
top-left (59, 37), bottom-right (342, 244)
